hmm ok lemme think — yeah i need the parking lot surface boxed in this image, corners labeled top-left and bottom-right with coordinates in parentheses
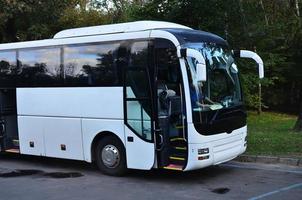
top-left (0, 154), bottom-right (301, 200)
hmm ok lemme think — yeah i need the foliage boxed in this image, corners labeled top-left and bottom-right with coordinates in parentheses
top-left (58, 7), bottom-right (110, 30)
top-left (0, 0), bottom-right (84, 41)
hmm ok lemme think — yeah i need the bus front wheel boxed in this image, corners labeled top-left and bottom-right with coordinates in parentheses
top-left (95, 136), bottom-right (127, 176)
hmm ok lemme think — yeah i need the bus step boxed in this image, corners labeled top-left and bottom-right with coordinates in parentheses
top-left (173, 146), bottom-right (187, 151)
top-left (169, 156), bottom-right (185, 161)
top-left (13, 139), bottom-right (19, 147)
top-left (170, 137), bottom-right (185, 142)
top-left (5, 148), bottom-right (20, 154)
top-left (163, 164), bottom-right (183, 171)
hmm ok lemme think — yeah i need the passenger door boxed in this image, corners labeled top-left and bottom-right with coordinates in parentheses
top-left (123, 41), bottom-right (155, 170)
top-left (154, 38), bottom-right (187, 169)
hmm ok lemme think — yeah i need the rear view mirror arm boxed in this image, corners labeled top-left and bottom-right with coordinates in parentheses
top-left (233, 50), bottom-right (264, 79)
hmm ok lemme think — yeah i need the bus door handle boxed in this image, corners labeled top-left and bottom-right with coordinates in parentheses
top-left (0, 121), bottom-right (5, 134)
top-left (156, 134), bottom-right (164, 151)
top-left (158, 134), bottom-right (163, 145)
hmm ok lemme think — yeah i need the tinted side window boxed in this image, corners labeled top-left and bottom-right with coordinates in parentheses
top-left (156, 39), bottom-right (180, 85)
top-left (129, 41), bottom-right (148, 68)
top-left (126, 41), bottom-right (150, 99)
top-left (18, 48), bottom-right (62, 87)
top-left (0, 51), bottom-right (17, 88)
top-left (64, 43), bottom-right (120, 86)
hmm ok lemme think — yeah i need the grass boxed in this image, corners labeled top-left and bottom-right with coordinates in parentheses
top-left (246, 111), bottom-right (302, 158)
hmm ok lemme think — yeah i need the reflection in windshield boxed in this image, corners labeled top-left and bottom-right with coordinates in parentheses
top-left (185, 43), bottom-right (242, 115)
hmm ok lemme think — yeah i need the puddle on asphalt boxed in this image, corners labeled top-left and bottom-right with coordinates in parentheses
top-left (0, 169), bottom-right (83, 179)
top-left (0, 169), bottom-right (43, 177)
top-left (211, 187), bottom-right (230, 194)
top-left (43, 172), bottom-right (83, 178)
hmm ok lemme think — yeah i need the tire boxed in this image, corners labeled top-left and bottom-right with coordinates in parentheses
top-left (95, 136), bottom-right (127, 176)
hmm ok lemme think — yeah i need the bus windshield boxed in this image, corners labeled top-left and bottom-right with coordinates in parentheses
top-left (184, 43), bottom-right (242, 123)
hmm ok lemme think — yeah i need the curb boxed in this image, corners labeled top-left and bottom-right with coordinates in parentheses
top-left (235, 155), bottom-right (302, 167)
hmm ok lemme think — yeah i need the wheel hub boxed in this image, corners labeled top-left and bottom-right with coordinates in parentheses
top-left (101, 145), bottom-right (120, 168)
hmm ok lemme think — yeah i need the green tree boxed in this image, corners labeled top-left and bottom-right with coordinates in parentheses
top-left (58, 6), bottom-right (110, 29)
top-left (0, 0), bottom-right (80, 42)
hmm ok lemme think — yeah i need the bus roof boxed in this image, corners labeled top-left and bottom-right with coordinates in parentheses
top-left (0, 21), bottom-right (228, 50)
top-left (53, 21), bottom-right (192, 39)
top-left (164, 29), bottom-right (228, 46)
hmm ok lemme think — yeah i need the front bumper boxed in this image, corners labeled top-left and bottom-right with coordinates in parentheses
top-left (184, 126), bottom-right (247, 171)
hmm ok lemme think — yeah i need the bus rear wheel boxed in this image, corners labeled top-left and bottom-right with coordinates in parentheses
top-left (95, 136), bottom-right (127, 176)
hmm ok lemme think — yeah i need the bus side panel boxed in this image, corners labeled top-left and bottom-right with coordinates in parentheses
top-left (18, 116), bottom-right (45, 156)
top-left (18, 116), bottom-right (84, 160)
top-left (16, 87), bottom-right (124, 160)
top-left (43, 117), bottom-right (83, 160)
top-left (81, 118), bottom-right (125, 163)
top-left (124, 126), bottom-right (155, 170)
top-left (16, 87), bottom-right (124, 119)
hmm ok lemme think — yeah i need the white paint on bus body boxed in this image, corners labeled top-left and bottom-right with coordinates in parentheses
top-left (17, 87), bottom-right (124, 161)
top-left (54, 21), bottom-right (191, 39)
top-left (18, 116), bottom-right (46, 156)
top-left (18, 116), bottom-right (84, 160)
top-left (185, 125), bottom-right (247, 171)
top-left (81, 118), bottom-right (125, 162)
top-left (17, 87), bottom-right (123, 119)
top-left (124, 126), bottom-right (155, 170)
top-left (0, 31), bottom-right (151, 51)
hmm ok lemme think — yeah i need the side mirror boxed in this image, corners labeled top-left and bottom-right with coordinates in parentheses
top-left (178, 48), bottom-right (207, 82)
top-left (234, 50), bottom-right (264, 79)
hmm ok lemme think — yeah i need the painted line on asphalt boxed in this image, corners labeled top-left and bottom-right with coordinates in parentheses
top-left (248, 182), bottom-right (302, 200)
top-left (221, 163), bottom-right (302, 174)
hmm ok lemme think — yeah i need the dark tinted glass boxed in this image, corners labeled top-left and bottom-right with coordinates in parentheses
top-left (0, 51), bottom-right (17, 88)
top-left (64, 43), bottom-right (120, 86)
top-left (125, 41), bottom-right (150, 100)
top-left (126, 69), bottom-right (150, 98)
top-left (128, 41), bottom-right (148, 68)
top-left (156, 40), bottom-right (181, 85)
top-left (18, 48), bottom-right (62, 86)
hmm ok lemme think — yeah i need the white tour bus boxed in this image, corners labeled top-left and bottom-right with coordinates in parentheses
top-left (0, 21), bottom-right (264, 175)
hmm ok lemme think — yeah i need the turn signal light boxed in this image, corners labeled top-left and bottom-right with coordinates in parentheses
top-left (198, 155), bottom-right (210, 160)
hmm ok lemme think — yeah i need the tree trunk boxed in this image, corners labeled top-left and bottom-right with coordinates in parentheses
top-left (4, 18), bottom-right (17, 42)
top-left (224, 12), bottom-right (229, 40)
top-left (259, 0), bottom-right (269, 26)
top-left (238, 0), bottom-right (248, 35)
top-left (295, 0), bottom-right (300, 17)
top-left (293, 87), bottom-right (302, 132)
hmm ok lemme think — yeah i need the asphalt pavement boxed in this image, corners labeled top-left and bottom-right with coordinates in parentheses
top-left (0, 153), bottom-right (301, 200)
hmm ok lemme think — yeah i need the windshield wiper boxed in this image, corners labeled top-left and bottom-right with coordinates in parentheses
top-left (220, 109), bottom-right (247, 118)
top-left (209, 109), bottom-right (220, 125)
top-left (209, 107), bottom-right (246, 125)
